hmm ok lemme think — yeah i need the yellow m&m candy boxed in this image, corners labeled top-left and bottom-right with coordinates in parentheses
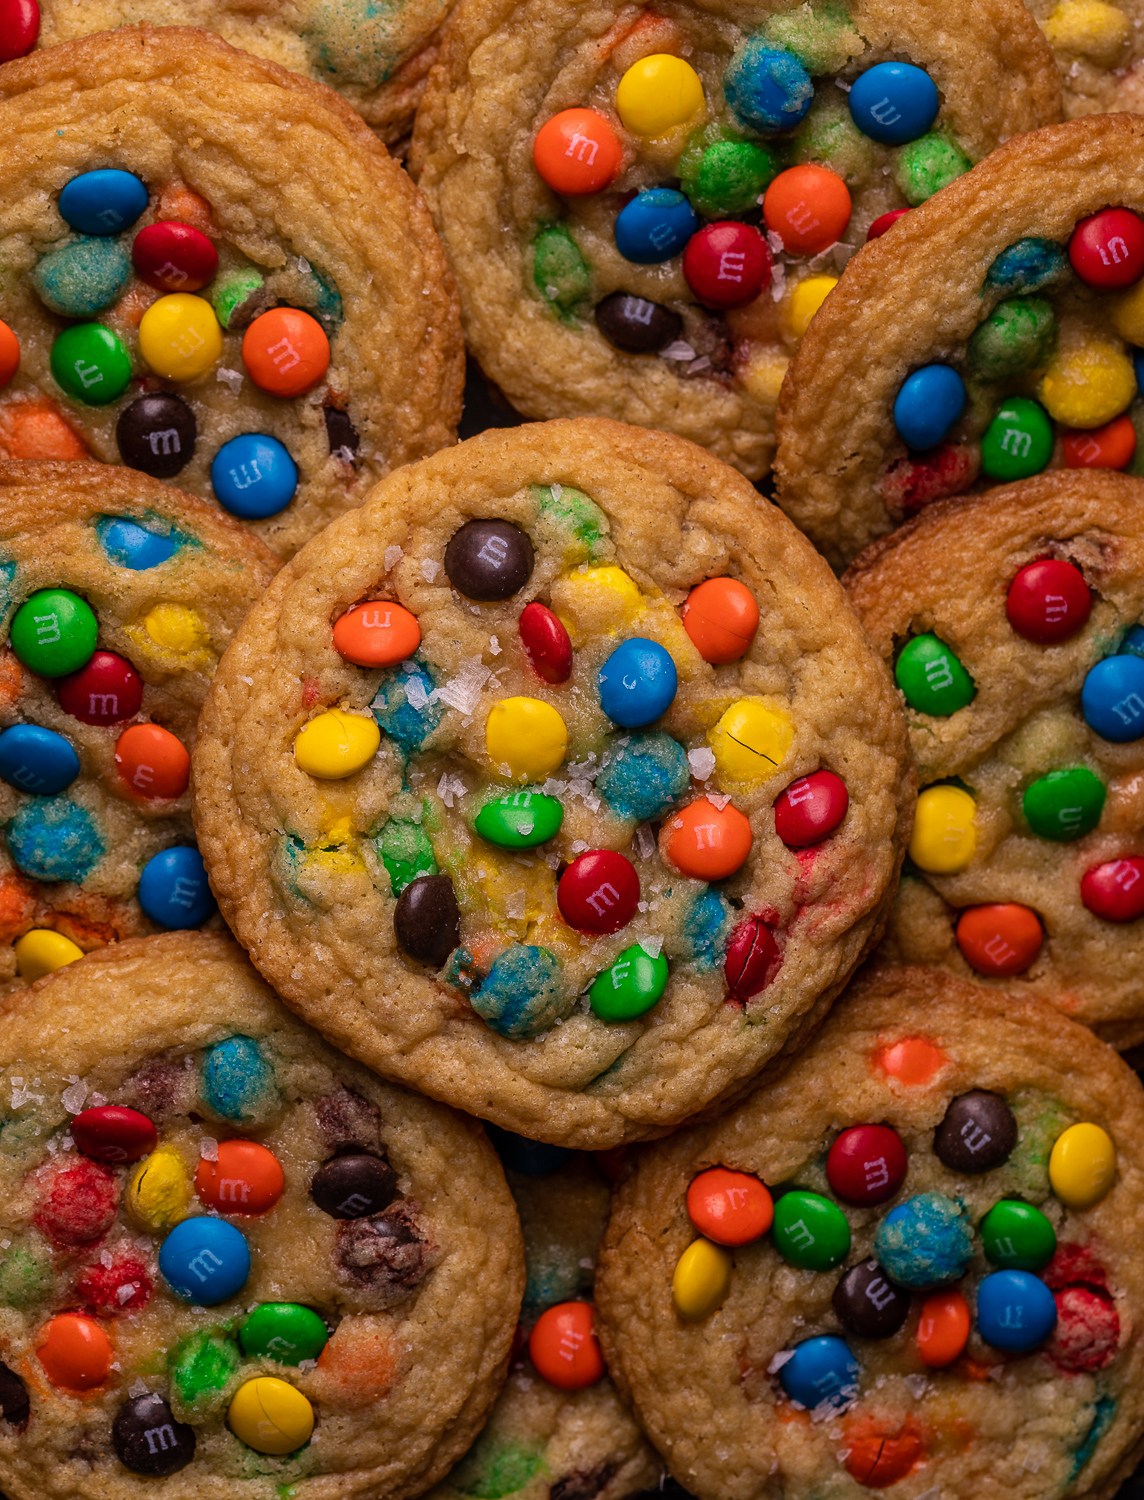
top-left (616, 54), bottom-right (704, 137)
top-left (1049, 1122), bottom-right (1116, 1209)
top-left (228, 1376), bottom-right (315, 1454)
top-left (294, 709), bottom-right (380, 780)
top-left (486, 697), bottom-right (568, 782)
top-left (14, 928), bottom-right (83, 981)
top-left (708, 699), bottom-right (794, 784)
top-left (552, 565), bottom-right (643, 643)
top-left (672, 1237), bottom-right (732, 1319)
top-left (144, 603), bottom-right (209, 654)
top-left (909, 785), bottom-right (976, 875)
top-left (1039, 340), bottom-right (1136, 429)
top-left (138, 293), bottom-right (223, 382)
top-left (1043, 0), bottom-right (1131, 66)
top-left (782, 276), bottom-right (838, 342)
top-left (126, 1145), bottom-right (192, 1233)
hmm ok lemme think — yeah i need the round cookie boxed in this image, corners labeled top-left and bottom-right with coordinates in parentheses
top-left (410, 0), bottom-right (1059, 482)
top-left (428, 1137), bottom-right (659, 1500)
top-left (0, 26), bottom-right (461, 559)
top-left (0, 931), bottom-right (525, 1500)
top-left (596, 964), bottom-right (1144, 1500)
top-left (192, 417), bottom-right (914, 1149)
top-left (0, 458), bottom-right (277, 991)
top-left (845, 469), bottom-right (1144, 1048)
top-left (31, 0), bottom-right (451, 144)
top-left (776, 112), bottom-right (1144, 569)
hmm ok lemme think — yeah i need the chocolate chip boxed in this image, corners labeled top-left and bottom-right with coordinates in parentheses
top-left (832, 1260), bottom-right (910, 1339)
top-left (324, 405), bottom-right (360, 459)
top-left (595, 292), bottom-right (682, 354)
top-left (335, 1202), bottom-right (430, 1303)
top-left (112, 1393), bottom-right (195, 1476)
top-left (443, 519), bottom-right (534, 601)
top-left (116, 393), bottom-right (196, 478)
top-left (0, 1361), bottom-right (28, 1428)
top-left (311, 1153), bottom-right (398, 1219)
top-left (394, 875), bottom-right (461, 965)
top-left (933, 1090), bottom-right (1017, 1174)
top-left (314, 1086), bottom-right (382, 1152)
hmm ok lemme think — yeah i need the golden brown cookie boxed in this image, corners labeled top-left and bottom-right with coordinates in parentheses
top-left (411, 0), bottom-right (1058, 482)
top-left (0, 931), bottom-right (525, 1500)
top-left (192, 418), bottom-right (913, 1149)
top-left (596, 965), bottom-right (1144, 1500)
top-left (0, 27), bottom-right (461, 558)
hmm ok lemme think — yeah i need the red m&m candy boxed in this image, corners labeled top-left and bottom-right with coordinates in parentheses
top-left (115, 723), bottom-right (191, 800)
top-left (1081, 857), bottom-right (1144, 922)
top-left (0, 319), bottom-right (19, 389)
top-left (519, 601), bottom-right (573, 684)
top-left (533, 109), bottom-right (623, 196)
top-left (763, 165), bottom-right (851, 256)
top-left (0, 0), bottom-right (40, 63)
top-left (557, 849), bottom-right (639, 934)
top-left (686, 1167), bottom-right (773, 1245)
top-left (58, 650), bottom-right (143, 725)
top-left (1006, 558), bottom-right (1091, 645)
top-left (826, 1124), bottom-right (907, 1206)
top-left (867, 209), bottom-right (909, 241)
top-left (682, 222), bottom-right (772, 309)
top-left (72, 1105), bottom-right (157, 1164)
top-left (773, 770), bottom-right (848, 847)
top-left (1069, 207), bottom-right (1144, 289)
top-left (724, 915), bottom-right (781, 1002)
top-left (528, 1302), bottom-right (605, 1389)
top-left (131, 221), bottom-right (219, 293)
top-left (955, 903), bottom-right (1043, 976)
top-left (681, 577), bottom-right (759, 664)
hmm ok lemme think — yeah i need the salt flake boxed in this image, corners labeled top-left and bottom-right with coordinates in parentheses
top-left (688, 748), bottom-right (716, 780)
top-left (61, 1078), bottom-right (88, 1114)
top-left (421, 558), bottom-right (440, 583)
top-left (199, 1137), bottom-right (219, 1162)
top-left (216, 366), bottom-right (244, 394)
top-left (384, 544), bottom-right (404, 571)
top-left (436, 658), bottom-right (491, 715)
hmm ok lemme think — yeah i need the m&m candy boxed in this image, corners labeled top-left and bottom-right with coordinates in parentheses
top-left (71, 1105), bottom-right (157, 1164)
top-left (137, 846), bottom-right (217, 928)
top-left (1068, 207), bottom-right (1144, 290)
top-left (50, 323), bottom-right (131, 405)
top-left (476, 790), bottom-right (563, 849)
top-left (59, 169), bottom-right (148, 236)
top-left (115, 723), bottom-right (191, 800)
top-left (558, 849), bottom-right (639, 934)
top-left (595, 292), bottom-right (682, 354)
top-left (195, 1139), bottom-right (285, 1215)
top-left (393, 875), bottom-right (461, 964)
top-left (875, 1193), bottom-right (972, 1288)
top-left (1081, 856), bottom-right (1144, 922)
top-left (228, 1376), bottom-right (314, 1454)
top-left (1082, 653), bottom-right (1144, 741)
top-left (723, 40), bottom-right (813, 135)
top-left (672, 1237), bottom-right (732, 1319)
top-left (825, 1124), bottom-right (907, 1207)
top-left (682, 221), bottom-right (771, 309)
top-left (867, 208), bottom-right (910, 241)
top-left (58, 650), bottom-right (143, 725)
top-left (686, 1167), bottom-right (773, 1246)
top-left (0, 0), bottom-right (40, 61)
top-left (528, 1302), bottom-right (605, 1388)
top-left (243, 308), bottom-right (331, 399)
top-left (0, 723), bottom-right (80, 795)
top-left (116, 393), bottom-right (198, 480)
top-left (980, 1200), bottom-right (1056, 1270)
top-left (240, 1303), bottom-right (329, 1365)
top-left (772, 1189), bottom-right (849, 1270)
top-left (724, 915), bottom-right (780, 1001)
top-left (211, 434), bottom-right (298, 519)
top-left (908, 785), bottom-right (976, 874)
top-left (310, 1153), bottom-right (398, 1218)
top-left (589, 942), bottom-right (669, 1021)
top-left (1023, 767), bottom-right (1104, 841)
top-left (832, 1261), bottom-right (909, 1339)
top-left (778, 1336), bottom-right (859, 1412)
top-left (294, 708), bottom-right (380, 779)
top-left (1006, 558), bottom-right (1091, 644)
top-left (709, 698), bottom-right (793, 783)
top-left (598, 638), bottom-right (677, 726)
top-left (976, 1269), bottom-right (1057, 1353)
top-left (486, 696), bottom-right (568, 781)
top-left (519, 601), bottom-right (573, 684)
top-left (848, 62), bottom-right (939, 145)
top-left (893, 364), bottom-right (966, 451)
top-left (113, 1393), bottom-right (196, 1476)
top-left (773, 770), bottom-right (848, 847)
top-left (138, 294), bottom-right (223, 382)
top-left (681, 577), bottom-right (758, 663)
top-left (36, 1312), bottom-right (113, 1391)
top-left (894, 634), bottom-right (975, 715)
top-left (980, 397), bottom-right (1053, 481)
top-left (915, 1289), bottom-right (970, 1367)
top-left (1049, 1121), bottom-right (1116, 1208)
top-left (159, 1216), bottom-right (251, 1305)
top-left (955, 903), bottom-right (1043, 976)
top-left (660, 796), bottom-right (752, 880)
top-left (615, 189), bottom-right (699, 264)
top-left (0, 318), bottom-right (18, 386)
top-left (1063, 413), bottom-right (1137, 470)
top-left (14, 929), bottom-right (83, 981)
top-left (933, 1089), bottom-right (1017, 1172)
top-left (533, 109), bottom-right (622, 195)
top-left (615, 54), bottom-right (704, 137)
top-left (131, 221), bottom-right (219, 292)
top-left (99, 514), bottom-right (182, 569)
top-left (762, 165), bottom-right (851, 256)
top-left (333, 601), bottom-right (420, 668)
top-left (445, 519), bottom-right (535, 600)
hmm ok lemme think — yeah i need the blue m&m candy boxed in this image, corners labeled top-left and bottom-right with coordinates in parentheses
top-left (138, 846), bottom-right (216, 928)
top-left (615, 190), bottom-right (699, 264)
top-left (599, 639), bottom-right (678, 727)
top-left (1124, 624), bottom-right (1144, 659)
top-left (97, 517), bottom-right (178, 571)
top-left (723, 40), bottom-right (813, 135)
top-left (211, 435), bottom-right (298, 519)
top-left (1082, 654), bottom-right (1144, 742)
top-left (893, 364), bottom-right (966, 450)
top-left (976, 1269), bottom-right (1057, 1353)
top-left (778, 1336), bottom-right (859, 1412)
top-left (0, 725), bottom-right (80, 796)
top-left (201, 1035), bottom-right (278, 1123)
top-left (848, 63), bottom-right (939, 146)
top-left (59, 169), bottom-right (149, 236)
top-left (159, 1217), bottom-right (251, 1305)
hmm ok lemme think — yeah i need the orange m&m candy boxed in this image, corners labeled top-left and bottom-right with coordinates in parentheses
top-left (0, 321), bottom-right (19, 388)
top-left (873, 1035), bottom-right (947, 1087)
top-left (956, 903), bottom-right (1043, 977)
top-left (115, 722), bottom-right (191, 800)
top-left (843, 1420), bottom-right (924, 1487)
top-left (242, 308), bottom-right (330, 399)
top-left (528, 1301), bottom-right (605, 1390)
top-left (195, 1138), bottom-right (284, 1216)
top-left (681, 578), bottom-right (759, 664)
top-left (1062, 412), bottom-right (1136, 470)
top-left (916, 1288), bottom-right (970, 1367)
top-left (36, 1312), bottom-right (113, 1391)
top-left (686, 1167), bottom-right (773, 1246)
top-left (333, 600), bottom-right (421, 668)
top-left (661, 796), bottom-right (752, 880)
top-left (763, 165), bottom-right (852, 256)
top-left (533, 109), bottom-right (623, 196)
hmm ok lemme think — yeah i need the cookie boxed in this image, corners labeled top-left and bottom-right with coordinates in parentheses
top-left (410, 0), bottom-right (1059, 482)
top-left (1023, 0), bottom-right (1144, 120)
top-left (30, 0), bottom-right (450, 144)
top-left (0, 458), bottom-right (277, 991)
top-left (595, 964), bottom-right (1144, 1500)
top-left (192, 417), bottom-right (913, 1149)
top-left (844, 469), bottom-right (1144, 1048)
top-left (775, 112), bottom-right (1144, 569)
top-left (429, 1135), bottom-right (659, 1500)
top-left (0, 26), bottom-right (462, 559)
top-left (0, 931), bottom-right (525, 1500)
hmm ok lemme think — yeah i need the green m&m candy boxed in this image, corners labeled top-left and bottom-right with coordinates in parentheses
top-left (981, 397), bottom-right (1054, 481)
top-left (895, 634), bottom-right (975, 716)
top-left (475, 790), bottom-right (563, 849)
top-left (680, 135), bottom-right (779, 220)
top-left (772, 1189), bottom-right (850, 1271)
top-left (1023, 767), bottom-right (1105, 842)
top-left (980, 1199), bottom-right (1056, 1271)
top-left (966, 298), bottom-right (1056, 383)
top-left (10, 588), bottom-right (98, 676)
top-left (168, 1329), bottom-right (240, 1417)
top-left (239, 1302), bottom-right (329, 1365)
top-left (589, 942), bottom-right (669, 1022)
top-left (379, 818), bottom-right (437, 896)
top-left (50, 322), bottom-right (131, 405)
top-left (894, 133), bottom-right (971, 206)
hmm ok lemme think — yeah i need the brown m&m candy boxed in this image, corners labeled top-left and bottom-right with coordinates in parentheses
top-left (393, 875), bottom-right (461, 965)
top-left (443, 519), bottom-right (534, 601)
top-left (310, 1153), bottom-right (398, 1219)
top-left (0, 1362), bottom-right (28, 1428)
top-left (933, 1090), bottom-right (1017, 1173)
top-left (831, 1260), bottom-right (911, 1339)
top-left (112, 1392), bottom-right (196, 1475)
top-left (115, 392), bottom-right (197, 479)
top-left (594, 292), bottom-right (682, 355)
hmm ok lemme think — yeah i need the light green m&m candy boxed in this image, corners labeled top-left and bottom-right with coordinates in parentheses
top-left (980, 1199), bottom-right (1056, 1271)
top-left (239, 1303), bottom-right (329, 1365)
top-left (10, 588), bottom-right (98, 676)
top-left (475, 789), bottom-right (563, 849)
top-left (49, 323), bottom-right (131, 405)
top-left (981, 397), bottom-right (1054, 482)
top-left (895, 634), bottom-right (975, 716)
top-left (379, 817), bottom-right (437, 896)
top-left (589, 942), bottom-right (669, 1022)
top-left (772, 1189), bottom-right (850, 1271)
top-left (1023, 767), bottom-right (1105, 842)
